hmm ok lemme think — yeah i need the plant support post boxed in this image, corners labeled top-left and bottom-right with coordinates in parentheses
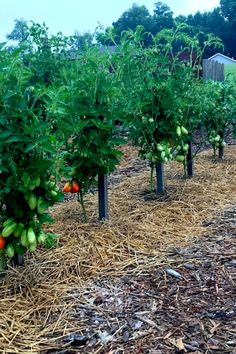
top-left (0, 250), bottom-right (6, 278)
top-left (219, 131), bottom-right (224, 159)
top-left (12, 255), bottom-right (24, 267)
top-left (98, 175), bottom-right (109, 220)
top-left (156, 162), bottom-right (165, 195)
top-left (187, 140), bottom-right (194, 177)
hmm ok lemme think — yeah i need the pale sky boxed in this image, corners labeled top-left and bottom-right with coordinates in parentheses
top-left (0, 0), bottom-right (220, 42)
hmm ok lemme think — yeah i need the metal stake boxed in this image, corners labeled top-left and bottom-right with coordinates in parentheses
top-left (187, 140), bottom-right (194, 177)
top-left (98, 175), bottom-right (109, 220)
top-left (156, 162), bottom-right (165, 195)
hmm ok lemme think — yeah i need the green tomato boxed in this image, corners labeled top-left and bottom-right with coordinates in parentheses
top-left (5, 243), bottom-right (15, 258)
top-left (181, 126), bottom-right (188, 135)
top-left (176, 155), bottom-right (185, 163)
top-left (27, 227), bottom-right (36, 244)
top-left (176, 126), bottom-right (182, 137)
top-left (161, 151), bottom-right (166, 160)
top-left (146, 152), bottom-right (153, 160)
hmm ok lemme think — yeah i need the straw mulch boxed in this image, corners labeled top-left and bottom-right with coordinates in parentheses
top-left (0, 145), bottom-right (236, 353)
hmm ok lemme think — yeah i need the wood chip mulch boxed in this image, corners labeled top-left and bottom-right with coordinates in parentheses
top-left (44, 207), bottom-right (236, 354)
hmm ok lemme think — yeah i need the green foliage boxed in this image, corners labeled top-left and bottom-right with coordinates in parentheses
top-left (44, 232), bottom-right (59, 249)
top-left (47, 46), bottom-right (124, 218)
top-left (114, 26), bottom-right (221, 182)
top-left (201, 80), bottom-right (236, 155)
top-left (225, 64), bottom-right (236, 83)
top-left (1, 17), bottom-right (236, 245)
top-left (0, 25), bottom-right (65, 258)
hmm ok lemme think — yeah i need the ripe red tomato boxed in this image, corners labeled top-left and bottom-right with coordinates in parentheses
top-left (0, 236), bottom-right (6, 250)
top-left (63, 182), bottom-right (71, 193)
top-left (71, 181), bottom-right (80, 193)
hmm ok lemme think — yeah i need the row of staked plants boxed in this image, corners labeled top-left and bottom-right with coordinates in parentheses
top-left (1, 23), bottom-right (236, 269)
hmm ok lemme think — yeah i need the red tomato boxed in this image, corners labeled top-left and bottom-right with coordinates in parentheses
top-left (0, 236), bottom-right (6, 250)
top-left (63, 182), bottom-right (71, 193)
top-left (71, 181), bottom-right (80, 193)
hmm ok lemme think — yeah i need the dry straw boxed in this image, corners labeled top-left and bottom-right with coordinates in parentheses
top-left (0, 146), bottom-right (235, 353)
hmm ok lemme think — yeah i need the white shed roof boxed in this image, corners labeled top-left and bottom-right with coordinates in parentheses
top-left (208, 53), bottom-right (236, 64)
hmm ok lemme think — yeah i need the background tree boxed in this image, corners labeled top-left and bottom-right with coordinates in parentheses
top-left (6, 18), bottom-right (29, 44)
top-left (112, 4), bottom-right (151, 33)
top-left (151, 2), bottom-right (175, 33)
top-left (72, 31), bottom-right (94, 51)
top-left (220, 0), bottom-right (236, 21)
top-left (219, 0), bottom-right (236, 57)
top-left (111, 3), bottom-right (151, 43)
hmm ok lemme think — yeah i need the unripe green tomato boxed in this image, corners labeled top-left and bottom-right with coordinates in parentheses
top-left (2, 221), bottom-right (17, 238)
top-left (5, 243), bottom-right (15, 258)
top-left (161, 151), bottom-right (166, 160)
top-left (176, 155), bottom-right (185, 162)
top-left (146, 152), bottom-right (153, 160)
top-left (176, 126), bottom-right (182, 137)
top-left (27, 227), bottom-right (36, 244)
top-left (3, 217), bottom-right (15, 228)
top-left (50, 190), bottom-right (58, 197)
top-left (29, 193), bottom-right (37, 210)
top-left (181, 126), bottom-right (188, 135)
top-left (21, 230), bottom-right (29, 247)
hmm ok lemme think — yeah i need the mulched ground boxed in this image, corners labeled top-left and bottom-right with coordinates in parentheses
top-left (47, 208), bottom-right (235, 354)
top-left (0, 142), bottom-right (236, 354)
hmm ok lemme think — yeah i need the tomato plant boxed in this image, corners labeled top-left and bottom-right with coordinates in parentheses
top-left (202, 81), bottom-right (236, 157)
top-left (0, 29), bottom-right (64, 265)
top-left (114, 25), bottom-right (221, 187)
top-left (47, 47), bottom-right (123, 220)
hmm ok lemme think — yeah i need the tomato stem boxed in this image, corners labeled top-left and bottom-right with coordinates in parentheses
top-left (78, 190), bottom-right (87, 223)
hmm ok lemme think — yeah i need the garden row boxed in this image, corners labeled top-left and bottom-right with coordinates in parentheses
top-left (0, 23), bottom-right (236, 267)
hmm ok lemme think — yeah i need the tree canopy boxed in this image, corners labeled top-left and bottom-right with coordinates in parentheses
top-left (5, 1), bottom-right (236, 58)
top-left (97, 1), bottom-right (236, 58)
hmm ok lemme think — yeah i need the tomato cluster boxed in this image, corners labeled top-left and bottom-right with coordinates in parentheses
top-left (63, 181), bottom-right (80, 194)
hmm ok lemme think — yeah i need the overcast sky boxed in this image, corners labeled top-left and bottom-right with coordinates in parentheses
top-left (0, 0), bottom-right (220, 41)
